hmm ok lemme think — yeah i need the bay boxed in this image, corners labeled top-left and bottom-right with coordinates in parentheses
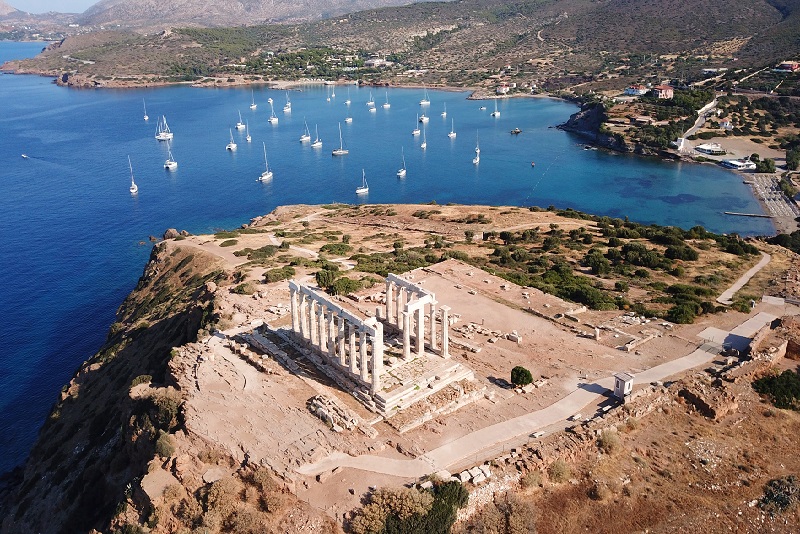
top-left (0, 41), bottom-right (773, 475)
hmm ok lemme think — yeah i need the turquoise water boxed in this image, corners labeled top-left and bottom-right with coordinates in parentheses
top-left (0, 41), bottom-right (774, 474)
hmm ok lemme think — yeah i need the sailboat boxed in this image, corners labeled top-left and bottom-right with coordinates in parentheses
top-left (355, 169), bottom-right (369, 194)
top-left (245, 121), bottom-right (252, 143)
top-left (412, 115), bottom-right (421, 136)
top-left (331, 86), bottom-right (336, 98)
top-left (344, 115), bottom-right (353, 123)
top-left (326, 85), bottom-right (331, 102)
top-left (155, 115), bottom-right (173, 141)
top-left (345, 88), bottom-right (351, 106)
top-left (419, 86), bottom-right (430, 106)
top-left (491, 100), bottom-right (500, 117)
top-left (419, 114), bottom-right (429, 124)
top-left (268, 101), bottom-right (279, 124)
top-left (267, 97), bottom-right (273, 104)
top-left (299, 120), bottom-right (311, 142)
top-left (441, 103), bottom-right (447, 118)
top-left (448, 119), bottom-right (457, 139)
top-left (250, 90), bottom-right (257, 110)
top-left (235, 110), bottom-right (246, 130)
top-left (472, 131), bottom-right (480, 165)
top-left (311, 125), bottom-right (322, 148)
top-left (164, 142), bottom-right (178, 170)
top-left (382, 91), bottom-right (391, 109)
top-left (420, 128), bottom-right (427, 150)
top-left (258, 142), bottom-right (273, 182)
top-left (225, 129), bottom-right (237, 151)
top-left (128, 156), bottom-right (138, 194)
top-left (332, 122), bottom-right (349, 156)
top-left (142, 99), bottom-right (149, 121)
top-left (397, 148), bottom-right (407, 178)
top-left (283, 92), bottom-right (291, 113)
top-left (366, 90), bottom-right (375, 107)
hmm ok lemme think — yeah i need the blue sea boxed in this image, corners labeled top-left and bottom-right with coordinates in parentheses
top-left (0, 41), bottom-right (774, 474)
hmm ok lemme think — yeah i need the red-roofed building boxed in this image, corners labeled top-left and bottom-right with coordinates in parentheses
top-left (653, 85), bottom-right (673, 99)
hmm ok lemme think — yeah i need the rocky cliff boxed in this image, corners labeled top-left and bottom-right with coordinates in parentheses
top-left (0, 243), bottom-right (222, 533)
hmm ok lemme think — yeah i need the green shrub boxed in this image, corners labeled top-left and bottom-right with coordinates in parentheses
top-left (130, 374), bottom-right (152, 389)
top-left (155, 430), bottom-right (175, 458)
top-left (548, 460), bottom-right (571, 483)
top-left (760, 475), bottom-right (800, 515)
top-left (219, 239), bottom-right (238, 247)
top-left (597, 430), bottom-right (620, 454)
top-left (320, 243), bottom-right (352, 255)
top-left (511, 366), bottom-right (533, 386)
top-left (264, 266), bottom-right (295, 283)
top-left (232, 282), bottom-right (257, 295)
top-left (520, 470), bottom-right (543, 489)
top-left (753, 370), bottom-right (800, 409)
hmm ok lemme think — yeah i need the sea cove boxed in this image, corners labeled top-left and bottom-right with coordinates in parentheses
top-left (0, 41), bottom-right (776, 475)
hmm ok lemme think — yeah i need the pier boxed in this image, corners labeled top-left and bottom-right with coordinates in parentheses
top-left (723, 211), bottom-right (773, 219)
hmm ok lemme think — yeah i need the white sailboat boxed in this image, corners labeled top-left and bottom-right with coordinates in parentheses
top-left (331, 86), bottom-right (336, 98)
top-left (344, 115), bottom-right (353, 123)
top-left (142, 99), bottom-right (149, 121)
top-left (412, 115), bottom-right (421, 136)
top-left (164, 142), bottom-right (178, 170)
top-left (128, 156), bottom-right (138, 194)
top-left (345, 87), bottom-right (351, 106)
top-left (366, 90), bottom-right (375, 107)
top-left (268, 101), bottom-right (279, 124)
top-left (155, 115), bottom-right (173, 141)
top-left (420, 128), bottom-right (427, 150)
top-left (472, 131), bottom-right (480, 165)
top-left (441, 103), bottom-right (447, 118)
top-left (419, 114), bottom-right (429, 124)
top-left (420, 86), bottom-right (430, 106)
top-left (355, 169), bottom-right (369, 194)
top-left (382, 91), bottom-right (391, 109)
top-left (332, 122), bottom-right (349, 156)
top-left (259, 142), bottom-right (273, 182)
top-left (250, 90), bottom-right (257, 110)
top-left (299, 120), bottom-right (311, 142)
top-left (448, 118), bottom-right (456, 139)
top-left (397, 147), bottom-right (407, 178)
top-left (226, 129), bottom-right (237, 151)
top-left (283, 92), bottom-right (291, 112)
top-left (311, 124), bottom-right (322, 148)
top-left (235, 110), bottom-right (246, 130)
top-left (491, 100), bottom-right (500, 117)
top-left (267, 97), bottom-right (273, 104)
top-left (245, 121), bottom-right (252, 143)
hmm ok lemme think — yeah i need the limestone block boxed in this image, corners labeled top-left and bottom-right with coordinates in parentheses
top-left (468, 466), bottom-right (483, 478)
top-left (479, 465), bottom-right (492, 478)
top-left (471, 473), bottom-right (486, 485)
top-left (458, 471), bottom-right (471, 483)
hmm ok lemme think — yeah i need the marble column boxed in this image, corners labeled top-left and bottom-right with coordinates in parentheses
top-left (327, 310), bottom-right (336, 360)
top-left (440, 305), bottom-right (451, 359)
top-left (396, 288), bottom-right (405, 331)
top-left (318, 305), bottom-right (328, 352)
top-left (402, 311), bottom-right (412, 361)
top-left (418, 306), bottom-right (426, 356)
top-left (290, 287), bottom-right (299, 334)
top-left (309, 301), bottom-right (318, 347)
top-left (299, 295), bottom-right (308, 340)
top-left (429, 302), bottom-right (438, 351)
top-left (386, 281), bottom-right (395, 325)
top-left (348, 327), bottom-right (358, 374)
top-left (359, 329), bottom-right (369, 382)
top-left (371, 322), bottom-right (384, 395)
top-left (338, 316), bottom-right (347, 367)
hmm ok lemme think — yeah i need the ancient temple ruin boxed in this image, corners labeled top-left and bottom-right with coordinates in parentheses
top-left (281, 274), bottom-right (477, 417)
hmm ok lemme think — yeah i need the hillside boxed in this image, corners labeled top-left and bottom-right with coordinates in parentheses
top-left (0, 1), bottom-right (19, 16)
top-left (78, 0), bottom-right (455, 28)
top-left (4, 0), bottom-right (800, 92)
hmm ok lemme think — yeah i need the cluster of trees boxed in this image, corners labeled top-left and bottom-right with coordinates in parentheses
top-left (349, 481), bottom-right (468, 534)
top-left (753, 369), bottom-right (800, 409)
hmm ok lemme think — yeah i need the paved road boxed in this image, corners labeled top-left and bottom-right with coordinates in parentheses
top-left (295, 310), bottom-right (776, 479)
top-left (717, 252), bottom-right (771, 305)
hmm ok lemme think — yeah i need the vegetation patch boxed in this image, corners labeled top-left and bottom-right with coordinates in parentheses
top-left (753, 370), bottom-right (800, 409)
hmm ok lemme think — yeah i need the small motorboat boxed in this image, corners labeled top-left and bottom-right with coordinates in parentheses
top-left (530, 161), bottom-right (535, 167)
top-left (21, 154), bottom-right (28, 159)
top-left (511, 128), bottom-right (522, 135)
